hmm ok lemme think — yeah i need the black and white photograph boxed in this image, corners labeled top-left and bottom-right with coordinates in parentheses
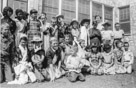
top-left (0, 0), bottom-right (136, 88)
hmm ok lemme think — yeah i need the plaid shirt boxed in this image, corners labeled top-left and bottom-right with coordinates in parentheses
top-left (27, 18), bottom-right (41, 50)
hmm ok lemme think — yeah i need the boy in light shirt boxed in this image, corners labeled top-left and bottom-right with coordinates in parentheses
top-left (66, 43), bottom-right (85, 82)
top-left (122, 42), bottom-right (134, 73)
top-left (113, 23), bottom-right (124, 48)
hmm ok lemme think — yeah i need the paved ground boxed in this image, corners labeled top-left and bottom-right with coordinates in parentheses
top-left (0, 58), bottom-right (136, 88)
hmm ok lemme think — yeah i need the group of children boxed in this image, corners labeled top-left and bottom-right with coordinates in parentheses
top-left (0, 7), bottom-right (134, 84)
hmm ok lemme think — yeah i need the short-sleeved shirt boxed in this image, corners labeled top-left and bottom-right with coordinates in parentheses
top-left (113, 29), bottom-right (124, 39)
top-left (101, 30), bottom-right (114, 40)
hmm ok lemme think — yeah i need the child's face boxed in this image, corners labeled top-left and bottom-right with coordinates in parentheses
top-left (51, 19), bottom-right (57, 26)
top-left (17, 12), bottom-right (23, 20)
top-left (72, 22), bottom-right (78, 29)
top-left (33, 42), bottom-right (42, 50)
top-left (2, 25), bottom-right (10, 36)
top-left (80, 41), bottom-right (85, 48)
top-left (117, 42), bottom-right (123, 49)
top-left (20, 39), bottom-right (27, 47)
top-left (84, 22), bottom-right (89, 28)
top-left (95, 16), bottom-right (101, 23)
top-left (31, 13), bottom-right (37, 19)
top-left (51, 40), bottom-right (59, 51)
top-left (41, 14), bottom-right (47, 22)
top-left (124, 44), bottom-right (129, 51)
top-left (65, 36), bottom-right (70, 44)
top-left (71, 46), bottom-right (78, 55)
top-left (58, 17), bottom-right (64, 23)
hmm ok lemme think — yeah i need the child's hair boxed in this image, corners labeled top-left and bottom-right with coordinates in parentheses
top-left (19, 37), bottom-right (28, 43)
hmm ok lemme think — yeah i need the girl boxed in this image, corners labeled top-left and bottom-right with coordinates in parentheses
top-left (80, 19), bottom-right (90, 46)
top-left (8, 36), bottom-right (36, 84)
top-left (88, 44), bottom-right (103, 75)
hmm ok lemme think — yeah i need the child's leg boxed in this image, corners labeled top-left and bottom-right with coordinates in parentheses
top-left (126, 65), bottom-right (132, 73)
top-left (78, 73), bottom-right (85, 81)
top-left (4, 61), bottom-right (14, 82)
top-left (34, 67), bottom-right (44, 82)
top-left (27, 71), bottom-right (37, 82)
top-left (67, 72), bottom-right (78, 82)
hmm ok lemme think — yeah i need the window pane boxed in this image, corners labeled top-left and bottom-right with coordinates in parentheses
top-left (42, 0), bottom-right (59, 22)
top-left (92, 2), bottom-right (102, 21)
top-left (78, 0), bottom-right (90, 22)
top-left (119, 6), bottom-right (130, 34)
top-left (62, 0), bottom-right (76, 23)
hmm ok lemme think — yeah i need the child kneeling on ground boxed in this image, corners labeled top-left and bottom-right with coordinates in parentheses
top-left (65, 43), bottom-right (85, 82)
top-left (122, 42), bottom-right (134, 73)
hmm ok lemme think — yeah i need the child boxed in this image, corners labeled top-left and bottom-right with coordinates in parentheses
top-left (8, 36), bottom-right (36, 84)
top-left (31, 36), bottom-right (45, 82)
top-left (122, 42), bottom-right (134, 73)
top-left (101, 44), bottom-right (116, 75)
top-left (113, 41), bottom-right (126, 73)
top-left (0, 23), bottom-right (14, 83)
top-left (88, 44), bottom-right (103, 75)
top-left (44, 37), bottom-right (64, 82)
top-left (65, 43), bottom-right (85, 82)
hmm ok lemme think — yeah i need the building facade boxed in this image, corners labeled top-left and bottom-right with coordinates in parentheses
top-left (1, 0), bottom-right (136, 54)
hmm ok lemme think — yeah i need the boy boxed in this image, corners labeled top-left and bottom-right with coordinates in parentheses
top-left (66, 43), bottom-right (85, 82)
top-left (101, 44), bottom-right (116, 75)
top-left (0, 23), bottom-right (14, 83)
top-left (45, 37), bottom-right (64, 82)
top-left (31, 36), bottom-right (45, 82)
top-left (88, 44), bottom-right (103, 75)
top-left (122, 42), bottom-right (134, 73)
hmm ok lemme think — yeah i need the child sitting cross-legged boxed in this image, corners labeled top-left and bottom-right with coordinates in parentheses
top-left (101, 44), bottom-right (116, 75)
top-left (87, 43), bottom-right (103, 75)
top-left (65, 43), bottom-right (85, 82)
top-left (122, 42), bottom-right (134, 74)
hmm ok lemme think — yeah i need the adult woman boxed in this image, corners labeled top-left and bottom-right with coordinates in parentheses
top-left (95, 15), bottom-right (104, 32)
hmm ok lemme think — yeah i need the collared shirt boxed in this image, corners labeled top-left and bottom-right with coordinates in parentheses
top-left (113, 29), bottom-right (124, 39)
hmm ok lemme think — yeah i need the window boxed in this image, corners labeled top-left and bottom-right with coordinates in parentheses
top-left (42, 0), bottom-right (59, 22)
top-left (104, 6), bottom-right (113, 30)
top-left (78, 0), bottom-right (90, 22)
top-left (92, 2), bottom-right (102, 21)
top-left (119, 6), bottom-right (130, 35)
top-left (62, 0), bottom-right (76, 23)
top-left (0, 0), bottom-right (3, 12)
